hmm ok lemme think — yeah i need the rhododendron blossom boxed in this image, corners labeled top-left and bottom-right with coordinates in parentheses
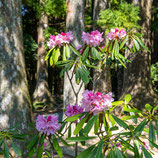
top-left (82, 30), bottom-right (104, 47)
top-left (107, 28), bottom-right (126, 40)
top-left (81, 90), bottom-right (114, 115)
top-left (65, 104), bottom-right (83, 117)
top-left (47, 31), bottom-right (73, 48)
top-left (36, 115), bottom-right (61, 136)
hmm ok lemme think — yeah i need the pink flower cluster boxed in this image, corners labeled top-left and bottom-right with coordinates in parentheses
top-left (36, 115), bottom-right (61, 136)
top-left (81, 90), bottom-right (114, 115)
top-left (107, 28), bottom-right (126, 40)
top-left (82, 30), bottom-right (104, 47)
top-left (65, 104), bottom-right (83, 117)
top-left (47, 31), bottom-right (73, 49)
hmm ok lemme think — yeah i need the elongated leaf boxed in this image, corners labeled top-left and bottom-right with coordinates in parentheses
top-left (58, 122), bottom-right (67, 134)
top-left (156, 120), bottom-right (158, 138)
top-left (96, 139), bottom-right (103, 158)
top-left (119, 137), bottom-right (134, 151)
top-left (115, 147), bottom-right (123, 158)
top-left (134, 119), bottom-right (146, 136)
top-left (123, 107), bottom-right (142, 113)
top-left (124, 94), bottom-right (132, 104)
top-left (77, 145), bottom-right (95, 158)
top-left (142, 146), bottom-right (152, 158)
top-left (114, 41), bottom-right (119, 57)
top-left (79, 129), bottom-right (85, 146)
top-left (134, 142), bottom-right (139, 158)
top-left (54, 48), bottom-right (60, 64)
top-left (121, 115), bottom-right (139, 121)
top-left (0, 138), bottom-right (3, 147)
top-left (91, 47), bottom-right (101, 60)
top-left (27, 134), bottom-right (39, 150)
top-left (83, 115), bottom-right (98, 136)
top-left (66, 136), bottom-right (96, 142)
top-left (110, 126), bottom-right (118, 131)
top-left (68, 123), bottom-right (71, 138)
top-left (12, 141), bottom-right (21, 156)
top-left (36, 134), bottom-right (45, 158)
top-left (112, 115), bottom-right (128, 129)
top-left (50, 54), bottom-right (54, 66)
top-left (58, 135), bottom-right (70, 147)
top-left (73, 113), bottom-right (89, 135)
top-left (66, 44), bottom-right (71, 58)
top-left (70, 45), bottom-right (81, 56)
top-left (4, 141), bottom-right (9, 158)
top-left (78, 67), bottom-right (89, 84)
top-left (52, 135), bottom-right (63, 158)
top-left (82, 46), bottom-right (89, 63)
top-left (45, 47), bottom-right (54, 61)
top-left (89, 147), bottom-right (98, 158)
top-left (120, 36), bottom-right (128, 49)
top-left (133, 39), bottom-right (140, 51)
top-left (117, 57), bottom-right (127, 68)
top-left (149, 121), bottom-right (156, 147)
top-left (94, 115), bottom-right (99, 134)
top-left (112, 101), bottom-right (124, 106)
top-left (106, 150), bottom-right (116, 158)
top-left (145, 104), bottom-right (152, 112)
top-left (65, 113), bottom-right (86, 122)
top-left (62, 46), bottom-right (66, 61)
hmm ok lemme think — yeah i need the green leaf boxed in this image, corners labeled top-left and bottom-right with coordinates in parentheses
top-left (62, 46), bottom-right (66, 61)
top-left (79, 129), bottom-right (85, 146)
top-left (53, 48), bottom-right (60, 64)
top-left (115, 147), bottom-right (123, 158)
top-left (94, 115), bottom-right (99, 134)
top-left (134, 119), bottom-right (146, 136)
top-left (70, 45), bottom-right (81, 56)
top-left (52, 135), bottom-right (63, 158)
top-left (114, 40), bottom-right (119, 57)
top-left (109, 113), bottom-right (115, 126)
top-left (112, 101), bottom-right (124, 106)
top-left (112, 115), bottom-right (128, 129)
top-left (45, 47), bottom-right (54, 61)
top-left (66, 136), bottom-right (96, 142)
top-left (83, 115), bottom-right (98, 136)
top-left (145, 104), bottom-right (152, 112)
top-left (124, 94), bottom-right (132, 104)
top-left (66, 44), bottom-right (71, 58)
top-left (96, 139), bottom-right (103, 158)
top-left (156, 120), bottom-right (158, 138)
top-left (91, 47), bottom-right (101, 60)
top-left (142, 146), bottom-right (152, 158)
top-left (134, 142), bottom-right (139, 158)
top-left (121, 115), bottom-right (139, 121)
top-left (4, 141), bottom-right (9, 158)
top-left (58, 136), bottom-right (70, 147)
top-left (65, 113), bottom-right (86, 122)
top-left (78, 67), bottom-right (89, 84)
top-left (89, 147), bottom-right (98, 158)
top-left (117, 57), bottom-right (127, 68)
top-left (36, 134), bottom-right (45, 158)
top-left (58, 122), bottom-right (67, 134)
top-left (50, 54), bottom-right (54, 66)
top-left (0, 138), bottom-right (3, 147)
top-left (106, 150), bottom-right (116, 158)
top-left (73, 113), bottom-right (89, 135)
top-left (77, 145), bottom-right (95, 158)
top-left (133, 39), bottom-right (140, 51)
top-left (123, 107), bottom-right (142, 113)
top-left (109, 126), bottom-right (118, 131)
top-left (82, 46), bottom-right (89, 63)
top-left (149, 121), bottom-right (156, 147)
top-left (120, 36), bottom-right (128, 49)
top-left (27, 134), bottom-right (39, 150)
top-left (119, 137), bottom-right (134, 151)
top-left (12, 141), bottom-right (21, 156)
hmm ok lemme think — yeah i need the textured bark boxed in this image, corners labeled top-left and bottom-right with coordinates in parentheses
top-left (93, 0), bottom-right (112, 94)
top-left (121, 0), bottom-right (157, 108)
top-left (64, 0), bottom-right (86, 106)
top-left (33, 4), bottom-right (54, 105)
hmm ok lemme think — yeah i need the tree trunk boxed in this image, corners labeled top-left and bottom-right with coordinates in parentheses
top-left (93, 0), bottom-right (112, 94)
top-left (64, 0), bottom-right (86, 106)
top-left (121, 0), bottom-right (157, 108)
top-left (33, 4), bottom-right (54, 105)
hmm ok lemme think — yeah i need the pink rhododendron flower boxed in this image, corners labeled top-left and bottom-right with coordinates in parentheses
top-left (65, 104), bottom-right (83, 117)
top-left (76, 45), bottom-right (83, 54)
top-left (36, 115), bottom-right (61, 136)
top-left (107, 28), bottom-right (126, 40)
top-left (82, 30), bottom-right (104, 47)
top-left (101, 45), bottom-right (105, 49)
top-left (47, 31), bottom-right (73, 49)
top-left (81, 90), bottom-right (114, 115)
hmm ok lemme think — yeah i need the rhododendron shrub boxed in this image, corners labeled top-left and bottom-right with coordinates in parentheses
top-left (28, 28), bottom-right (158, 158)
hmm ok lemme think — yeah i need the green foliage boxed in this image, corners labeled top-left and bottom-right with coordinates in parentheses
top-left (98, 2), bottom-right (141, 30)
top-left (0, 129), bottom-right (26, 157)
top-left (151, 62), bottom-right (158, 94)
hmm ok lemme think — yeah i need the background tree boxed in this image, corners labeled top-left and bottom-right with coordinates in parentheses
top-left (0, 0), bottom-right (31, 151)
top-left (121, 0), bottom-right (158, 107)
top-left (64, 0), bottom-right (86, 106)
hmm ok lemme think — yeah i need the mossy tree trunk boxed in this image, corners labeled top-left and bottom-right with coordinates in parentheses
top-left (0, 0), bottom-right (31, 141)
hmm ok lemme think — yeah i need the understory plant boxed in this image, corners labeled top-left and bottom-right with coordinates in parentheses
top-left (26, 28), bottom-right (158, 158)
